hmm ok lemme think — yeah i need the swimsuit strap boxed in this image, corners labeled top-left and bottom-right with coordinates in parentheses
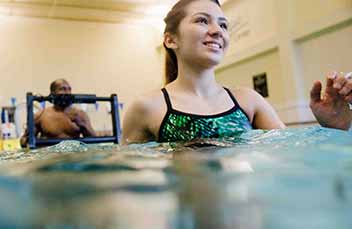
top-left (161, 88), bottom-right (173, 111)
top-left (224, 87), bottom-right (240, 107)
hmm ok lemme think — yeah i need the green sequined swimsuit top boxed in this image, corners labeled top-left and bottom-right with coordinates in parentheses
top-left (158, 88), bottom-right (253, 142)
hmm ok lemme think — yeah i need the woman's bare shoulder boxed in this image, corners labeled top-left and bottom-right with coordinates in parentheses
top-left (128, 89), bottom-right (165, 113)
top-left (121, 89), bottom-right (166, 144)
top-left (229, 87), bottom-right (258, 97)
top-left (227, 87), bottom-right (260, 122)
top-left (227, 87), bottom-right (262, 104)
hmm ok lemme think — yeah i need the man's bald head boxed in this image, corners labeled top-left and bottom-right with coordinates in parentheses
top-left (50, 79), bottom-right (72, 95)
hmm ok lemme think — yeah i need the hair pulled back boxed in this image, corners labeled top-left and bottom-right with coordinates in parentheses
top-left (163, 0), bottom-right (221, 85)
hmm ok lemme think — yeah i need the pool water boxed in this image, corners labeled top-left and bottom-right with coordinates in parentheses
top-left (0, 126), bottom-right (351, 229)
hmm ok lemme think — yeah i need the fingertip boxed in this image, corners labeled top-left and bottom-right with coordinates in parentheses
top-left (345, 72), bottom-right (352, 79)
top-left (311, 80), bottom-right (322, 91)
top-left (326, 77), bottom-right (334, 87)
top-left (327, 71), bottom-right (337, 80)
top-left (310, 81), bottom-right (322, 102)
top-left (345, 95), bottom-right (352, 104)
top-left (314, 80), bottom-right (322, 85)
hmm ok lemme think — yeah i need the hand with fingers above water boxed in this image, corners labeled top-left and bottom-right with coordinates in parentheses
top-left (310, 71), bottom-right (352, 130)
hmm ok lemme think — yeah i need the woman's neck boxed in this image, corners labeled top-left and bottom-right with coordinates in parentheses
top-left (171, 61), bottom-right (221, 97)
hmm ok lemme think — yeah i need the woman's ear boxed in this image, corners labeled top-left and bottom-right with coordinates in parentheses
top-left (164, 32), bottom-right (178, 50)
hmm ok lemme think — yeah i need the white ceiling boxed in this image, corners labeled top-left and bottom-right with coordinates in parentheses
top-left (0, 0), bottom-right (229, 31)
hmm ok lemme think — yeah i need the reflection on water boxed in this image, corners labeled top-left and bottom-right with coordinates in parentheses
top-left (0, 126), bottom-right (351, 228)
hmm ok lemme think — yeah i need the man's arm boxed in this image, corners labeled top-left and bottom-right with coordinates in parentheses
top-left (20, 111), bottom-right (43, 148)
top-left (20, 129), bottom-right (30, 148)
top-left (72, 110), bottom-right (96, 137)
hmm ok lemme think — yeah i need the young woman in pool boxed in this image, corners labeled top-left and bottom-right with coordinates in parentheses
top-left (122, 0), bottom-right (352, 144)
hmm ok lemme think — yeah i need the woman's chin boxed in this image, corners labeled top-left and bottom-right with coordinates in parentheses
top-left (202, 58), bottom-right (222, 68)
top-left (189, 54), bottom-right (224, 68)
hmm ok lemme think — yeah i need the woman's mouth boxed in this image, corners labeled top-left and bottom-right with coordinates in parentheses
top-left (203, 41), bottom-right (222, 50)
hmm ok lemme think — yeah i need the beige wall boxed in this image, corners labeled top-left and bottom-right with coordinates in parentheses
top-left (216, 50), bottom-right (285, 106)
top-left (217, 0), bottom-right (352, 124)
top-left (292, 0), bottom-right (352, 32)
top-left (298, 25), bottom-right (352, 101)
top-left (0, 16), bottom-right (162, 108)
top-left (224, 0), bottom-right (277, 56)
top-left (0, 15), bottom-right (164, 134)
top-left (1, 0), bottom-right (352, 133)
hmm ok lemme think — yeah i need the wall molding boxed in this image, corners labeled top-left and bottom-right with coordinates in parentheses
top-left (273, 100), bottom-right (316, 124)
top-left (292, 8), bottom-right (352, 42)
top-left (216, 7), bottom-right (352, 72)
top-left (0, 1), bottom-right (159, 25)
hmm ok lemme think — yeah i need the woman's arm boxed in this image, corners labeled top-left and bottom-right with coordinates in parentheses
top-left (121, 99), bottom-right (154, 145)
top-left (252, 91), bottom-right (285, 129)
top-left (236, 88), bottom-right (285, 129)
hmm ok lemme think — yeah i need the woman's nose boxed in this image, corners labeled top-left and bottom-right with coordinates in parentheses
top-left (208, 23), bottom-right (223, 37)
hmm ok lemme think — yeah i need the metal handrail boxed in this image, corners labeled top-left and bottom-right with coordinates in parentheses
top-left (26, 93), bottom-right (121, 149)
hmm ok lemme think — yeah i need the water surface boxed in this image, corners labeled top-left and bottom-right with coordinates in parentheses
top-left (0, 126), bottom-right (351, 229)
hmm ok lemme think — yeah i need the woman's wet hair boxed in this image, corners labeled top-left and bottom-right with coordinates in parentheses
top-left (163, 0), bottom-right (221, 85)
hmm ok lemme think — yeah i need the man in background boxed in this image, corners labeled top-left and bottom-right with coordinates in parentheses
top-left (20, 79), bottom-right (96, 147)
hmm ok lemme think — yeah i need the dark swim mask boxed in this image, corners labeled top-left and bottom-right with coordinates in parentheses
top-left (49, 94), bottom-right (74, 107)
top-left (48, 94), bottom-right (97, 107)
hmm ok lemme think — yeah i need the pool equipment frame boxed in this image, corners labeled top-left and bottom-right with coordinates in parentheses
top-left (26, 93), bottom-right (121, 149)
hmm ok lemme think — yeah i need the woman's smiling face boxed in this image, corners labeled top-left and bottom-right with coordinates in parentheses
top-left (174, 0), bottom-right (230, 68)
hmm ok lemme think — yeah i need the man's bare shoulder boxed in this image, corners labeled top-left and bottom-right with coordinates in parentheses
top-left (36, 106), bottom-right (56, 115)
top-left (73, 107), bottom-right (86, 115)
top-left (34, 109), bottom-right (44, 118)
top-left (34, 108), bottom-right (48, 122)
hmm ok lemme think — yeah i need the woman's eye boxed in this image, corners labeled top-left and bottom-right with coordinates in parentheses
top-left (196, 18), bottom-right (208, 24)
top-left (220, 23), bottom-right (228, 30)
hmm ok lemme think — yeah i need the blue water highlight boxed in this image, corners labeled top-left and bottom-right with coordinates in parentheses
top-left (0, 126), bottom-right (350, 229)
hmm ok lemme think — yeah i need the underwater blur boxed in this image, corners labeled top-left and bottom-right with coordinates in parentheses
top-left (0, 126), bottom-right (351, 229)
